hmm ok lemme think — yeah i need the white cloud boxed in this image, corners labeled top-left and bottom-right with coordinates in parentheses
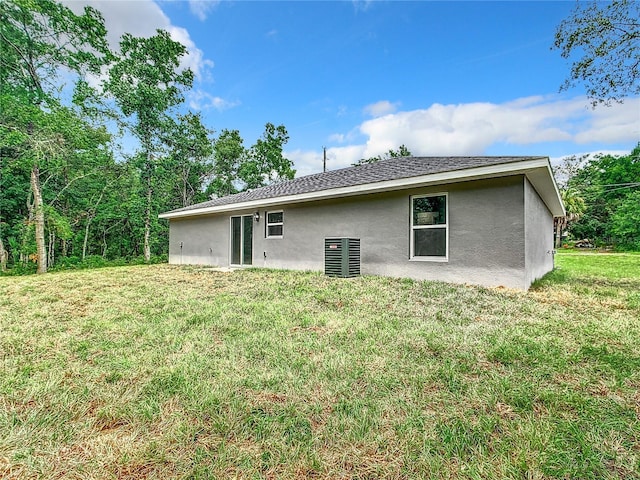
top-left (286, 145), bottom-right (366, 177)
top-left (188, 0), bottom-right (219, 21)
top-left (328, 126), bottom-right (361, 144)
top-left (357, 96), bottom-right (640, 158)
top-left (363, 100), bottom-right (400, 117)
top-left (64, 0), bottom-right (213, 80)
top-left (285, 149), bottom-right (324, 177)
top-left (574, 101), bottom-right (640, 143)
top-left (325, 145), bottom-right (368, 168)
top-left (189, 90), bottom-right (239, 111)
top-left (291, 95), bottom-right (639, 177)
top-left (286, 146), bottom-right (365, 177)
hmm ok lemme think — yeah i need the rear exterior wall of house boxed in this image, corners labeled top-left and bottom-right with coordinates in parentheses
top-left (167, 175), bottom-right (554, 289)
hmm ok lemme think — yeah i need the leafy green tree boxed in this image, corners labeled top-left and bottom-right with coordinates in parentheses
top-left (353, 144), bottom-right (412, 166)
top-left (45, 147), bottom-right (120, 261)
top-left (0, 0), bottom-right (109, 105)
top-left (555, 188), bottom-right (587, 248)
top-left (239, 123), bottom-right (295, 189)
top-left (0, 142), bottom-right (30, 270)
top-left (1, 92), bottom-right (111, 271)
top-left (567, 146), bottom-right (640, 247)
top-left (611, 190), bottom-right (640, 249)
top-left (0, 0), bottom-right (110, 273)
top-left (165, 112), bottom-right (214, 208)
top-left (552, 154), bottom-right (590, 189)
top-left (208, 129), bottom-right (246, 198)
top-left (87, 162), bottom-right (140, 259)
top-left (554, 0), bottom-right (640, 106)
top-left (104, 30), bottom-right (194, 261)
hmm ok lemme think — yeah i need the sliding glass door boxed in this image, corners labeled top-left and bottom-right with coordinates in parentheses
top-left (230, 215), bottom-right (252, 266)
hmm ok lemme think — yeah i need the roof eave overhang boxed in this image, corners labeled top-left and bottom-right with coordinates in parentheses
top-left (159, 158), bottom-right (565, 220)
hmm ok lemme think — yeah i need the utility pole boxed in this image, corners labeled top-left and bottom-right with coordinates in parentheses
top-left (323, 146), bottom-right (327, 173)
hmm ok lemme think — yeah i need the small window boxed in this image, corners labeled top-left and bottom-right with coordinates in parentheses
top-left (266, 210), bottom-right (283, 238)
top-left (411, 194), bottom-right (448, 260)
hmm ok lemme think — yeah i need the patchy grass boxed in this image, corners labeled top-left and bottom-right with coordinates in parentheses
top-left (1, 254), bottom-right (639, 479)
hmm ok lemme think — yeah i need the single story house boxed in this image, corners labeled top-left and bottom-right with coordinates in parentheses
top-left (159, 156), bottom-right (565, 290)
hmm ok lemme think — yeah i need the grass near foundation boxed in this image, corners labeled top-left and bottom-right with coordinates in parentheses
top-left (1, 253), bottom-right (639, 479)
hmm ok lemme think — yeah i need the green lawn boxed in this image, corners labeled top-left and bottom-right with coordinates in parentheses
top-left (545, 250), bottom-right (640, 280)
top-left (1, 253), bottom-right (639, 479)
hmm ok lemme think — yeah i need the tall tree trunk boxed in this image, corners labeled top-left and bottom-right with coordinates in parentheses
top-left (143, 162), bottom-right (152, 262)
top-left (25, 192), bottom-right (34, 267)
top-left (0, 236), bottom-right (7, 271)
top-left (182, 168), bottom-right (188, 207)
top-left (82, 216), bottom-right (92, 261)
top-left (48, 230), bottom-right (55, 268)
top-left (555, 217), bottom-right (565, 249)
top-left (181, 164), bottom-right (193, 207)
top-left (82, 190), bottom-right (105, 260)
top-left (31, 165), bottom-right (47, 274)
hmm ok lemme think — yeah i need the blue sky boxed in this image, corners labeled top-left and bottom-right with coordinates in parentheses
top-left (71, 1), bottom-right (639, 176)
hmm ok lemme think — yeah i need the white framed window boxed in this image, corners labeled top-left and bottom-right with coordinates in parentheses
top-left (266, 210), bottom-right (283, 238)
top-left (410, 193), bottom-right (448, 261)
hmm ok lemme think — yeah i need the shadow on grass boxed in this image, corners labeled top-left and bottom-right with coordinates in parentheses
top-left (530, 268), bottom-right (569, 290)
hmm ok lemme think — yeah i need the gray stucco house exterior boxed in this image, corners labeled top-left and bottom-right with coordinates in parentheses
top-left (159, 156), bottom-right (565, 290)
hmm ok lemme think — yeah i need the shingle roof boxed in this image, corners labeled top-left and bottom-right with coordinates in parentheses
top-left (164, 156), bottom-right (546, 215)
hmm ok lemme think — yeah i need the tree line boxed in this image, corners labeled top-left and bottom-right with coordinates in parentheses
top-left (0, 0), bottom-right (295, 273)
top-left (554, 146), bottom-right (640, 250)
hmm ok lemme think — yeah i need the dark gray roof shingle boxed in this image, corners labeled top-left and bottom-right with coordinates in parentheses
top-left (165, 156), bottom-right (545, 214)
